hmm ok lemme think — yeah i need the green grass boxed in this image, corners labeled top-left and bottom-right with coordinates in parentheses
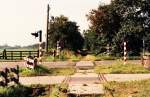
top-left (20, 65), bottom-right (50, 76)
top-left (104, 78), bottom-right (150, 97)
top-left (95, 63), bottom-right (150, 74)
top-left (20, 65), bottom-right (76, 76)
top-left (95, 55), bottom-right (117, 61)
top-left (49, 68), bottom-right (75, 76)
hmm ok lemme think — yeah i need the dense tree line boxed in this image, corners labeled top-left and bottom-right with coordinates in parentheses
top-left (84, 0), bottom-right (150, 56)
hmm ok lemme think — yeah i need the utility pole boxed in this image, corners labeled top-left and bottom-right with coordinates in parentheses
top-left (46, 4), bottom-right (50, 53)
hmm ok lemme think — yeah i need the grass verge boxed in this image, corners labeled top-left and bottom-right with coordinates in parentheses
top-left (104, 78), bottom-right (150, 97)
top-left (95, 63), bottom-right (150, 74)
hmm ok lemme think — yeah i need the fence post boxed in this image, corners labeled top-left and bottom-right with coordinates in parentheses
top-left (3, 49), bottom-right (7, 60)
top-left (4, 68), bottom-right (9, 86)
top-left (29, 51), bottom-right (31, 57)
top-left (16, 65), bottom-right (19, 84)
top-left (11, 51), bottom-right (13, 60)
top-left (20, 51), bottom-right (22, 60)
top-left (2, 50), bottom-right (4, 59)
top-left (37, 50), bottom-right (39, 57)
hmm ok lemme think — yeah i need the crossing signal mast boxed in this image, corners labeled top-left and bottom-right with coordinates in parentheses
top-left (31, 30), bottom-right (42, 63)
top-left (31, 30), bottom-right (42, 42)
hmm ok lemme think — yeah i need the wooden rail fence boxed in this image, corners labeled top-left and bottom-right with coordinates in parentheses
top-left (0, 49), bottom-right (39, 60)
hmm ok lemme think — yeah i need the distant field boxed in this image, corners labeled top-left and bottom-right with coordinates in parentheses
top-left (0, 49), bottom-right (3, 52)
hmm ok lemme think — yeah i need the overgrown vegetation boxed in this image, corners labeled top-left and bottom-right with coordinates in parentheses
top-left (0, 85), bottom-right (32, 97)
top-left (42, 50), bottom-right (81, 61)
top-left (104, 78), bottom-right (150, 97)
top-left (20, 66), bottom-right (75, 76)
top-left (50, 84), bottom-right (68, 97)
top-left (0, 84), bottom-right (50, 97)
top-left (95, 62), bottom-right (150, 74)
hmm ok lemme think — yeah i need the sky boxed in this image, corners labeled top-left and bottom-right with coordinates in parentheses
top-left (0, 0), bottom-right (110, 46)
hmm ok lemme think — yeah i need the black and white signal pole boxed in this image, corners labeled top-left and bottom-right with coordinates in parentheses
top-left (124, 41), bottom-right (127, 65)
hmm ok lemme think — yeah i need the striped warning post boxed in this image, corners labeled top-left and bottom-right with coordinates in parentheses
top-left (124, 42), bottom-right (127, 65)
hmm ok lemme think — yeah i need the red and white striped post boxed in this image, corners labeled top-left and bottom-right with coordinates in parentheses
top-left (124, 41), bottom-right (127, 65)
top-left (38, 30), bottom-right (42, 64)
top-left (56, 41), bottom-right (61, 57)
top-left (39, 42), bottom-right (42, 64)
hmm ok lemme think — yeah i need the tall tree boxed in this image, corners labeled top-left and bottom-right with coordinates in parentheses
top-left (48, 15), bottom-right (84, 51)
top-left (85, 0), bottom-right (150, 55)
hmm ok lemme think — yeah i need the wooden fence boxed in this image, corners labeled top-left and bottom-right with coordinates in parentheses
top-left (0, 49), bottom-right (39, 60)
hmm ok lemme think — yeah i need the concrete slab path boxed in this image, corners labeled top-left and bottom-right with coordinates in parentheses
top-left (19, 76), bottom-right (65, 85)
top-left (16, 74), bottom-right (150, 85)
